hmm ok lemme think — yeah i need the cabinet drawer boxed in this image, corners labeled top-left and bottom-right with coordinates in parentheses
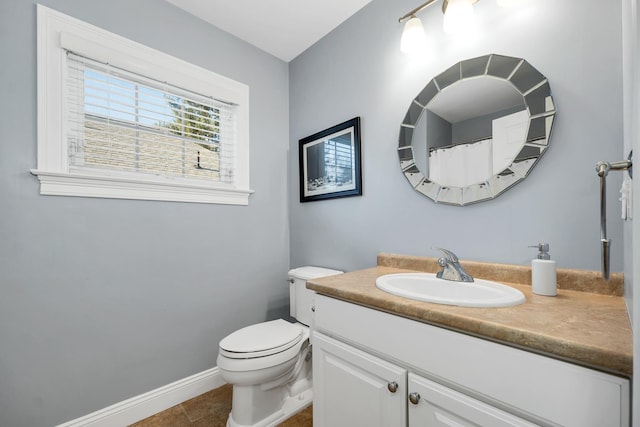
top-left (314, 294), bottom-right (629, 426)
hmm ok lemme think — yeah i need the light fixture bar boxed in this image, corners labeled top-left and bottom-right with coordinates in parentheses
top-left (398, 0), bottom-right (439, 23)
top-left (399, 0), bottom-right (480, 22)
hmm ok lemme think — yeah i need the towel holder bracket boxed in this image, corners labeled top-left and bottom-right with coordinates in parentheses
top-left (596, 150), bottom-right (632, 281)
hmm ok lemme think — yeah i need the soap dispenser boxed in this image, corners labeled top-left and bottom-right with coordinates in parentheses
top-left (529, 243), bottom-right (557, 296)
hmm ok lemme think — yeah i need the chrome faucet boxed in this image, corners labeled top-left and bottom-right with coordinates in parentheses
top-left (434, 248), bottom-right (474, 283)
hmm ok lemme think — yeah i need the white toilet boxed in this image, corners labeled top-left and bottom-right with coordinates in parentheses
top-left (217, 266), bottom-right (342, 427)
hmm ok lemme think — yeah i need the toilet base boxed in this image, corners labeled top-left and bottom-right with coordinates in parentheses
top-left (226, 384), bottom-right (312, 427)
top-left (225, 345), bottom-right (313, 427)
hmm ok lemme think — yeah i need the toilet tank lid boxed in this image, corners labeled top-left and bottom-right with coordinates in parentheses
top-left (288, 266), bottom-right (343, 280)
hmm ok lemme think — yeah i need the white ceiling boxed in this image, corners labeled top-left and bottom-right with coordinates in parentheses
top-left (165, 0), bottom-right (373, 62)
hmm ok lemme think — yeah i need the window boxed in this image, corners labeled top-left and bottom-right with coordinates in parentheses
top-left (322, 135), bottom-right (355, 186)
top-left (66, 53), bottom-right (234, 183)
top-left (34, 5), bottom-right (251, 204)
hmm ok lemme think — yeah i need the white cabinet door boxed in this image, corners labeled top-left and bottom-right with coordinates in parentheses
top-left (408, 373), bottom-right (538, 427)
top-left (313, 331), bottom-right (407, 427)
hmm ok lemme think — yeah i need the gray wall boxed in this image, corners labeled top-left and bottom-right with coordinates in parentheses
top-left (289, 0), bottom-right (624, 274)
top-left (621, 0), bottom-right (638, 422)
top-left (0, 1), bottom-right (290, 426)
top-left (450, 106), bottom-right (524, 146)
top-left (426, 110), bottom-right (451, 150)
top-left (623, 0), bottom-right (636, 321)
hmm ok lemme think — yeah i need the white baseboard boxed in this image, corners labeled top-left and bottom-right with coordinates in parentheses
top-left (56, 367), bottom-right (225, 427)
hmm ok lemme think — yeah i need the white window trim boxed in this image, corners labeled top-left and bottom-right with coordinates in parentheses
top-left (33, 5), bottom-right (252, 205)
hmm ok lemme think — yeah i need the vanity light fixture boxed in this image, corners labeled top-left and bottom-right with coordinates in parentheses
top-left (400, 0), bottom-right (525, 53)
top-left (399, 0), bottom-right (478, 54)
top-left (399, 0), bottom-right (528, 53)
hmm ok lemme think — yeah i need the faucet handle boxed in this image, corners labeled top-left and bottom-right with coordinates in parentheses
top-left (433, 247), bottom-right (459, 262)
top-left (433, 247), bottom-right (474, 283)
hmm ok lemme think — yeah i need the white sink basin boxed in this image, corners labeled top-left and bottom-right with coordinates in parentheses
top-left (375, 273), bottom-right (526, 308)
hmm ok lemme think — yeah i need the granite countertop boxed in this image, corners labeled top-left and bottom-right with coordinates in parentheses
top-left (307, 253), bottom-right (632, 378)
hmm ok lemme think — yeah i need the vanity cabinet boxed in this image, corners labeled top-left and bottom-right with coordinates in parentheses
top-left (312, 294), bottom-right (630, 427)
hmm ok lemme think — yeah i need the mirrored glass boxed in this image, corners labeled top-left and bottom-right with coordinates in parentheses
top-left (462, 183), bottom-right (494, 205)
top-left (525, 82), bottom-right (552, 116)
top-left (415, 179), bottom-right (440, 199)
top-left (397, 54), bottom-right (556, 206)
top-left (487, 54), bottom-right (521, 79)
top-left (416, 80), bottom-right (439, 107)
top-left (435, 186), bottom-right (463, 205)
top-left (461, 55), bottom-right (490, 78)
top-left (510, 60), bottom-right (545, 94)
top-left (435, 63), bottom-right (461, 90)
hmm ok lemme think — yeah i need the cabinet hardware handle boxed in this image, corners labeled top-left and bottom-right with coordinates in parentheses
top-left (409, 392), bottom-right (421, 405)
top-left (387, 381), bottom-right (398, 393)
top-left (311, 306), bottom-right (315, 312)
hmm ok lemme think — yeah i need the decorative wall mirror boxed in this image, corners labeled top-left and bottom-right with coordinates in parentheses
top-left (398, 54), bottom-right (556, 206)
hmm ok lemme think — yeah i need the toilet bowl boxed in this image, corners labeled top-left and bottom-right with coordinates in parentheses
top-left (217, 266), bottom-right (342, 427)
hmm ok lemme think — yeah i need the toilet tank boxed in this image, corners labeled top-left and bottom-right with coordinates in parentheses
top-left (288, 266), bottom-right (342, 326)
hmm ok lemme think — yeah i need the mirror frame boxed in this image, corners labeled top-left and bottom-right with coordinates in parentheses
top-left (398, 54), bottom-right (556, 206)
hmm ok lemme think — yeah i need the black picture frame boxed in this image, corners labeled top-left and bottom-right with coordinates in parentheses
top-left (299, 117), bottom-right (362, 203)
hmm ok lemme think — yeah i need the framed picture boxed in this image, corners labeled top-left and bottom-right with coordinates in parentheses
top-left (299, 117), bottom-right (362, 202)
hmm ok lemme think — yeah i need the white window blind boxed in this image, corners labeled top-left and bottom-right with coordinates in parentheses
top-left (66, 51), bottom-right (237, 184)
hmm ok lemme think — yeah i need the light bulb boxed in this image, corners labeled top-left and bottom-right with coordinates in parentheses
top-left (443, 0), bottom-right (475, 34)
top-left (400, 16), bottom-right (427, 54)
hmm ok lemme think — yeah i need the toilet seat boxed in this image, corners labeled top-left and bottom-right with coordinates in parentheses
top-left (219, 319), bottom-right (303, 359)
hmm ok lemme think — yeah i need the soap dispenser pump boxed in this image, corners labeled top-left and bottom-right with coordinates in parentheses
top-left (529, 243), bottom-right (557, 296)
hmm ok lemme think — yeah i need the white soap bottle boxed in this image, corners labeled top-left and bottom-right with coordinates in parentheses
top-left (529, 243), bottom-right (557, 296)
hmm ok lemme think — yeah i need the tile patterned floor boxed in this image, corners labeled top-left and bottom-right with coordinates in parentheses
top-left (128, 384), bottom-right (313, 427)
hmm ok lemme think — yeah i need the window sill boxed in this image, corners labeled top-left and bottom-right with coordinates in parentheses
top-left (30, 170), bottom-right (253, 205)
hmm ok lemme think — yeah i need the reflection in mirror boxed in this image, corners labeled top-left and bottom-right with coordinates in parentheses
top-left (398, 54), bottom-right (556, 206)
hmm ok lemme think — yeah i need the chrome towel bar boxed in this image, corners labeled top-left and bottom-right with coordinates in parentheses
top-left (595, 152), bottom-right (632, 280)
